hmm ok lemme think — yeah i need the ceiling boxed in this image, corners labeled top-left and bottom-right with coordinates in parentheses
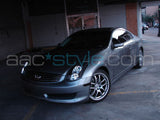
top-left (26, 0), bottom-right (160, 16)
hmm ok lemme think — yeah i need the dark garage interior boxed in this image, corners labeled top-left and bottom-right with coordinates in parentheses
top-left (0, 0), bottom-right (160, 120)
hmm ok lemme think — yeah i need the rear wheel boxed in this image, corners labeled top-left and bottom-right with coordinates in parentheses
top-left (135, 49), bottom-right (143, 68)
top-left (89, 70), bottom-right (110, 102)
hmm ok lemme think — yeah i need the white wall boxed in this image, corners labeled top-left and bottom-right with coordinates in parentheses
top-left (99, 4), bottom-right (127, 28)
top-left (31, 14), bottom-right (67, 48)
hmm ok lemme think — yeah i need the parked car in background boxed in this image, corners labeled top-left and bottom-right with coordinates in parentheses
top-left (21, 28), bottom-right (144, 103)
top-left (142, 23), bottom-right (149, 30)
top-left (154, 23), bottom-right (159, 28)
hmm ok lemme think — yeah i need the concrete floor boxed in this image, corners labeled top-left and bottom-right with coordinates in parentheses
top-left (0, 33), bottom-right (160, 120)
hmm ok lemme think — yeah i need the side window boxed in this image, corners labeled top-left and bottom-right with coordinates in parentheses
top-left (112, 29), bottom-right (126, 44)
top-left (127, 32), bottom-right (134, 39)
top-left (123, 32), bottom-right (134, 41)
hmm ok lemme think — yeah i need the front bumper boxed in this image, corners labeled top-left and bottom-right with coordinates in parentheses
top-left (22, 77), bottom-right (91, 103)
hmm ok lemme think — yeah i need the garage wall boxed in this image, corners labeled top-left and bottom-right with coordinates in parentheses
top-left (126, 3), bottom-right (138, 36)
top-left (99, 4), bottom-right (126, 28)
top-left (31, 14), bottom-right (67, 48)
top-left (0, 28), bottom-right (26, 60)
top-left (0, 0), bottom-right (25, 60)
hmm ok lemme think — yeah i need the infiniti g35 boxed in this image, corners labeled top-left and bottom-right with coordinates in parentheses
top-left (21, 28), bottom-right (143, 103)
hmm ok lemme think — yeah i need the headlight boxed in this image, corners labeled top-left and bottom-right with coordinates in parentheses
top-left (72, 66), bottom-right (82, 73)
top-left (70, 66), bottom-right (82, 81)
top-left (21, 62), bottom-right (28, 74)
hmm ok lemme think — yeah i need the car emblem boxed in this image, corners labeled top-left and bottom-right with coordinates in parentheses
top-left (34, 74), bottom-right (42, 79)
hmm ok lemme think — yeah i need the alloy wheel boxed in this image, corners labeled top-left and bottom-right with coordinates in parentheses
top-left (89, 72), bottom-right (110, 101)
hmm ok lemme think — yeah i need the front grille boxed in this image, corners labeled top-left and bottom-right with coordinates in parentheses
top-left (24, 69), bottom-right (63, 82)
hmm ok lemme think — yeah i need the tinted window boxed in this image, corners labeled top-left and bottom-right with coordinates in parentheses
top-left (60, 30), bottom-right (111, 50)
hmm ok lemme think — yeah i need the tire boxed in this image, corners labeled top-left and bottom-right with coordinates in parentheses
top-left (89, 70), bottom-right (110, 102)
top-left (135, 49), bottom-right (143, 68)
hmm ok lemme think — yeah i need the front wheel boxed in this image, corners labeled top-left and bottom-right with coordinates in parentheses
top-left (89, 70), bottom-right (110, 102)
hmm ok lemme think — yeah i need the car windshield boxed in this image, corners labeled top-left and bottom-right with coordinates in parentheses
top-left (59, 30), bottom-right (111, 50)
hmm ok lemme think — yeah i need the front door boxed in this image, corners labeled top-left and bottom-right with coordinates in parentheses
top-left (110, 29), bottom-right (127, 78)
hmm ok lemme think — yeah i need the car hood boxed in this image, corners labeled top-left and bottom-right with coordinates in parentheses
top-left (26, 48), bottom-right (103, 75)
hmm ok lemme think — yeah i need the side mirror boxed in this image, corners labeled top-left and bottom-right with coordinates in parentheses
top-left (113, 43), bottom-right (124, 49)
